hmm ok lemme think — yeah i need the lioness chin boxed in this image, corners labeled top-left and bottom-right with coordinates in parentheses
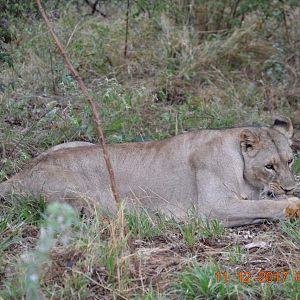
top-left (1, 116), bottom-right (300, 227)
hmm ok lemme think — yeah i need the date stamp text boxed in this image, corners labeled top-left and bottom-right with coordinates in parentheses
top-left (216, 271), bottom-right (300, 284)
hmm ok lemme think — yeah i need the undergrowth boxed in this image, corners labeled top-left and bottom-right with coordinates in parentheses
top-left (1, 0), bottom-right (300, 298)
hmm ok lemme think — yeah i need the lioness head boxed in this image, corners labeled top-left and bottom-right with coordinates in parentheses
top-left (240, 116), bottom-right (298, 198)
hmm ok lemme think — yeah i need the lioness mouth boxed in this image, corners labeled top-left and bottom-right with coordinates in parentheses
top-left (266, 190), bottom-right (291, 200)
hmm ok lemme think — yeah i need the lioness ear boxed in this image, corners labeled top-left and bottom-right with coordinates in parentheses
top-left (240, 129), bottom-right (260, 153)
top-left (273, 116), bottom-right (293, 138)
top-left (291, 138), bottom-right (300, 153)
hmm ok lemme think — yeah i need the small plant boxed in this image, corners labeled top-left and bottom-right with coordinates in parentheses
top-left (177, 209), bottom-right (224, 247)
top-left (199, 218), bottom-right (225, 240)
top-left (132, 286), bottom-right (167, 300)
top-left (227, 244), bottom-right (245, 264)
top-left (83, 205), bottom-right (131, 291)
top-left (59, 271), bottom-right (90, 299)
top-left (22, 202), bottom-right (78, 299)
top-left (279, 218), bottom-right (300, 244)
top-left (100, 237), bottom-right (129, 284)
top-left (178, 222), bottom-right (200, 248)
top-left (126, 209), bottom-right (167, 240)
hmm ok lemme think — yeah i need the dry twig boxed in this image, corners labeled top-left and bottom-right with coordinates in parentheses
top-left (124, 0), bottom-right (130, 57)
top-left (35, 0), bottom-right (121, 207)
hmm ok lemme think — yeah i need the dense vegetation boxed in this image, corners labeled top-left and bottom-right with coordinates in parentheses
top-left (1, 0), bottom-right (300, 299)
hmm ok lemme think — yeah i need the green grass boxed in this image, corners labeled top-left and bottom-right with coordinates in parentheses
top-left (126, 210), bottom-right (169, 240)
top-left (132, 288), bottom-right (168, 300)
top-left (0, 201), bottom-right (79, 300)
top-left (279, 218), bottom-right (300, 244)
top-left (293, 157), bottom-right (300, 174)
top-left (1, 197), bottom-right (300, 299)
top-left (227, 244), bottom-right (245, 265)
top-left (1, 0), bottom-right (300, 298)
top-left (256, 272), bottom-right (300, 300)
top-left (52, 271), bottom-right (90, 299)
top-left (172, 261), bottom-right (254, 299)
top-left (177, 210), bottom-right (224, 248)
top-left (0, 195), bottom-right (46, 253)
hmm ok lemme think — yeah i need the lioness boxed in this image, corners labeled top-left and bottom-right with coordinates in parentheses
top-left (1, 116), bottom-right (300, 226)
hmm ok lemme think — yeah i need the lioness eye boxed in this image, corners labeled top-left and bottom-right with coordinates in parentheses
top-left (265, 164), bottom-right (274, 170)
top-left (288, 158), bottom-right (293, 165)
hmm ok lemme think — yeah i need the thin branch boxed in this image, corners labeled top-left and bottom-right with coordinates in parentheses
top-left (91, 0), bottom-right (100, 15)
top-left (281, 0), bottom-right (291, 43)
top-left (35, 0), bottom-right (121, 207)
top-left (124, 0), bottom-right (130, 57)
top-left (66, 21), bottom-right (81, 48)
top-left (48, 46), bottom-right (58, 94)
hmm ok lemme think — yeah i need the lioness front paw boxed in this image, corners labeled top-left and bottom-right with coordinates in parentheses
top-left (285, 197), bottom-right (300, 218)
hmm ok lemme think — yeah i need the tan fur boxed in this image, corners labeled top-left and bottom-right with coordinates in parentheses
top-left (1, 117), bottom-right (300, 226)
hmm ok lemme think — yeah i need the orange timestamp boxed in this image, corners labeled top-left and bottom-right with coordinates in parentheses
top-left (216, 271), bottom-right (300, 284)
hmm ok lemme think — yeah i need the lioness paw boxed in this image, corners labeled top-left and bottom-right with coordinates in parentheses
top-left (285, 197), bottom-right (300, 218)
top-left (287, 197), bottom-right (300, 203)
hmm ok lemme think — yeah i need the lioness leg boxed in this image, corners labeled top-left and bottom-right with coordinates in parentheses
top-left (196, 171), bottom-right (300, 226)
top-left (203, 198), bottom-right (300, 227)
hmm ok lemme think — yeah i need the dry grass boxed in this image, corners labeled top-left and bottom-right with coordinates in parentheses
top-left (1, 209), bottom-right (300, 299)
